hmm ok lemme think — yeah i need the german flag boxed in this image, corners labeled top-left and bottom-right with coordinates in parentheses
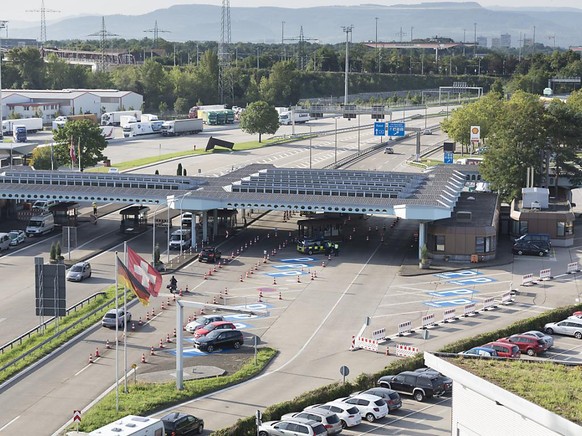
top-left (117, 256), bottom-right (151, 306)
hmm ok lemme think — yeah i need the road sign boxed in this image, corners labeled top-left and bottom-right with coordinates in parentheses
top-left (373, 122), bottom-right (386, 136)
top-left (73, 410), bottom-right (82, 423)
top-left (339, 365), bottom-right (350, 376)
top-left (388, 122), bottom-right (405, 137)
top-left (444, 151), bottom-right (454, 164)
top-left (470, 125), bottom-right (480, 141)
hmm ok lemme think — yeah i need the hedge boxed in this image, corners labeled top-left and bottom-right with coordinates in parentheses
top-left (212, 302), bottom-right (582, 435)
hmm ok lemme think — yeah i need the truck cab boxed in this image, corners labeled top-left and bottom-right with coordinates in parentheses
top-left (13, 125), bottom-right (27, 143)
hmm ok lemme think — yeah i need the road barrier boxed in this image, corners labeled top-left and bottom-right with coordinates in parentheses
top-left (393, 344), bottom-right (420, 358)
top-left (421, 313), bottom-right (436, 329)
top-left (500, 292), bottom-right (513, 305)
top-left (397, 320), bottom-right (413, 336)
top-left (539, 268), bottom-right (552, 281)
top-left (482, 297), bottom-right (496, 311)
top-left (522, 273), bottom-right (536, 286)
top-left (371, 328), bottom-right (386, 341)
top-left (463, 303), bottom-right (477, 317)
top-left (567, 262), bottom-right (580, 274)
top-left (443, 308), bottom-right (457, 323)
top-left (356, 337), bottom-right (378, 352)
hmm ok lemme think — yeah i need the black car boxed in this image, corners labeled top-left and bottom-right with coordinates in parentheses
top-left (193, 329), bottom-right (244, 352)
top-left (161, 412), bottom-right (204, 435)
top-left (199, 246), bottom-right (222, 263)
top-left (413, 368), bottom-right (453, 395)
top-left (377, 371), bottom-right (448, 402)
top-left (512, 240), bottom-right (550, 256)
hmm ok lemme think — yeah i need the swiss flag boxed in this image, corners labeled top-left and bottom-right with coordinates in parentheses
top-left (127, 247), bottom-right (162, 298)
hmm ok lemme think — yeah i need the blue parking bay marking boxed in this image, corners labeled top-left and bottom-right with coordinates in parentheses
top-left (167, 348), bottom-right (207, 357)
top-left (427, 288), bottom-right (478, 298)
top-left (424, 298), bottom-right (475, 308)
top-left (280, 257), bottom-right (316, 263)
top-left (447, 277), bottom-right (497, 286)
top-left (434, 270), bottom-right (482, 279)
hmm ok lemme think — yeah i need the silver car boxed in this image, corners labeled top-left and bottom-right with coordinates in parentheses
top-left (282, 409), bottom-right (342, 435)
top-left (8, 230), bottom-right (26, 246)
top-left (66, 261), bottom-right (92, 282)
top-left (523, 330), bottom-right (554, 348)
top-left (544, 318), bottom-right (582, 339)
top-left (102, 309), bottom-right (132, 328)
top-left (258, 418), bottom-right (327, 436)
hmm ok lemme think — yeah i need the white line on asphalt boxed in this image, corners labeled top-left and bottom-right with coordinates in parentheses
top-left (0, 318), bottom-right (5, 324)
top-left (0, 416), bottom-right (20, 432)
top-left (75, 356), bottom-right (101, 376)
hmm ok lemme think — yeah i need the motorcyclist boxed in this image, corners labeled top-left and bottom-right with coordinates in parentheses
top-left (168, 275), bottom-right (178, 293)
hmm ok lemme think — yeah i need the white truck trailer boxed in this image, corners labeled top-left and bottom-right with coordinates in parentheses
top-left (101, 111), bottom-right (142, 126)
top-left (2, 118), bottom-right (43, 134)
top-left (88, 415), bottom-right (164, 435)
top-left (278, 111), bottom-right (310, 125)
top-left (161, 119), bottom-right (203, 136)
top-left (123, 120), bottom-right (164, 137)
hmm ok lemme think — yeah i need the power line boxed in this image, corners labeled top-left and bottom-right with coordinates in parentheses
top-left (218, 0), bottom-right (233, 104)
top-left (87, 17), bottom-right (119, 73)
top-left (26, 0), bottom-right (60, 45)
top-left (143, 21), bottom-right (171, 48)
top-left (284, 26), bottom-right (317, 70)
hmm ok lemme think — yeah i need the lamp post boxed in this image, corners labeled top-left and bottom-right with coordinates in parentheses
top-left (309, 124), bottom-right (312, 169)
top-left (0, 21), bottom-right (7, 140)
top-left (342, 25), bottom-right (353, 106)
top-left (152, 202), bottom-right (165, 265)
top-left (375, 17), bottom-right (380, 74)
top-left (179, 192), bottom-right (192, 257)
top-left (334, 117), bottom-right (338, 165)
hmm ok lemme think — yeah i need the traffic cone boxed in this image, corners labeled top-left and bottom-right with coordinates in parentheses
top-left (231, 252), bottom-right (234, 259)
top-left (95, 347), bottom-right (100, 358)
top-left (151, 308), bottom-right (156, 317)
top-left (200, 307), bottom-right (205, 315)
top-left (273, 277), bottom-right (277, 285)
top-left (250, 268), bottom-right (254, 275)
top-left (322, 261), bottom-right (326, 268)
top-left (131, 323), bottom-right (136, 331)
top-left (106, 339), bottom-right (111, 349)
top-left (314, 270), bottom-right (318, 278)
top-left (161, 301), bottom-right (165, 310)
top-left (245, 271), bottom-right (249, 278)
top-left (258, 291), bottom-right (263, 302)
top-left (138, 317), bottom-right (143, 326)
top-left (311, 273), bottom-right (314, 280)
top-left (213, 295), bottom-right (217, 304)
top-left (279, 291), bottom-right (283, 300)
top-left (224, 287), bottom-right (228, 295)
top-left (167, 297), bottom-right (171, 306)
top-left (166, 333), bottom-right (172, 343)
top-left (88, 353), bottom-right (94, 364)
top-left (187, 315), bottom-right (192, 323)
top-left (150, 346), bottom-right (155, 356)
top-left (328, 254), bottom-right (331, 261)
top-left (179, 288), bottom-right (183, 297)
top-left (159, 339), bottom-right (165, 349)
top-left (146, 311), bottom-right (150, 321)
top-left (204, 273), bottom-right (208, 280)
top-left (141, 353), bottom-right (147, 363)
top-left (173, 328), bottom-right (177, 337)
top-left (297, 275), bottom-right (301, 283)
top-left (366, 235), bottom-right (369, 241)
top-left (240, 274), bottom-right (244, 282)
top-left (173, 293), bottom-right (177, 302)
top-left (208, 268), bottom-right (213, 276)
top-left (219, 261), bottom-right (222, 269)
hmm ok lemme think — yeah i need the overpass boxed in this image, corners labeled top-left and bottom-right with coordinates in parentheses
top-left (0, 164), bottom-right (466, 255)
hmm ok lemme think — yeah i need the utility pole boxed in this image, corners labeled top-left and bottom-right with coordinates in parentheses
top-left (0, 21), bottom-right (7, 139)
top-left (87, 17), bottom-right (119, 73)
top-left (281, 21), bottom-right (286, 61)
top-left (410, 26), bottom-right (414, 42)
top-left (143, 20), bottom-right (171, 49)
top-left (463, 28), bottom-right (466, 56)
top-left (342, 25), bottom-right (354, 106)
top-left (473, 22), bottom-right (477, 57)
top-left (375, 17), bottom-right (380, 74)
top-left (26, 0), bottom-right (60, 45)
top-left (532, 25), bottom-right (536, 56)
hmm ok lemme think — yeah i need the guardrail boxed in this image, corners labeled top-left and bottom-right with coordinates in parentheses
top-left (0, 292), bottom-right (106, 355)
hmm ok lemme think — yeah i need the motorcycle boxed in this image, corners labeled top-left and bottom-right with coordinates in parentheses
top-left (167, 282), bottom-right (177, 293)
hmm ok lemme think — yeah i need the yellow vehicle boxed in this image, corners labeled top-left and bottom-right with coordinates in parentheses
top-left (296, 239), bottom-right (332, 255)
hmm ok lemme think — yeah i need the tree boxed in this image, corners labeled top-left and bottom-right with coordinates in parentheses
top-left (239, 101), bottom-right (279, 143)
top-left (177, 163), bottom-right (183, 176)
top-left (52, 120), bottom-right (107, 171)
top-left (174, 97), bottom-right (189, 115)
top-left (30, 145), bottom-right (62, 170)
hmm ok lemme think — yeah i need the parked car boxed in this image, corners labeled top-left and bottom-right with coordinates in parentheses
top-left (199, 246), bottom-right (221, 263)
top-left (161, 412), bottom-right (204, 435)
top-left (281, 410), bottom-right (342, 435)
top-left (185, 315), bottom-right (225, 333)
top-left (8, 229), bottom-right (26, 246)
top-left (412, 368), bottom-right (453, 394)
top-left (497, 334), bottom-right (548, 356)
top-left (338, 393), bottom-right (388, 422)
top-left (377, 371), bottom-right (447, 402)
top-left (570, 311), bottom-right (582, 319)
top-left (66, 261), bottom-right (92, 282)
top-left (522, 330), bottom-right (554, 348)
top-left (352, 387), bottom-right (402, 412)
top-left (193, 321), bottom-right (236, 338)
top-left (193, 329), bottom-right (243, 352)
top-left (544, 318), bottom-right (582, 339)
top-left (258, 418), bottom-right (327, 436)
top-left (305, 402), bottom-right (361, 429)
top-left (483, 341), bottom-right (521, 358)
top-left (101, 309), bottom-right (131, 328)
top-left (422, 129), bottom-right (432, 135)
top-left (512, 240), bottom-right (550, 256)
top-left (460, 346), bottom-right (498, 357)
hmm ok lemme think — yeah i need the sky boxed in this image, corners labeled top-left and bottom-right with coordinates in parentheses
top-left (4, 0), bottom-right (582, 23)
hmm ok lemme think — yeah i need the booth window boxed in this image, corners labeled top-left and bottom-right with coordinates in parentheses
top-left (436, 235), bottom-right (445, 252)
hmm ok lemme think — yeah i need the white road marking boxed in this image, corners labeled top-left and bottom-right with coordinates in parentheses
top-left (0, 416), bottom-right (20, 432)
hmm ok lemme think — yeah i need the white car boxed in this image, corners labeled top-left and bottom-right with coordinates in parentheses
top-left (258, 418), bottom-right (327, 436)
top-left (8, 230), bottom-right (26, 246)
top-left (184, 315), bottom-right (225, 333)
top-left (338, 393), bottom-right (388, 422)
top-left (305, 401), bottom-right (362, 429)
top-left (545, 318), bottom-right (582, 339)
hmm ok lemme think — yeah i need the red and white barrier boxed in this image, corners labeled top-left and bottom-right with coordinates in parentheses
top-left (482, 297), bottom-right (496, 311)
top-left (501, 292), bottom-right (513, 305)
top-left (567, 262), bottom-right (579, 274)
top-left (356, 337), bottom-right (379, 352)
top-left (393, 344), bottom-right (420, 358)
top-left (522, 273), bottom-right (535, 286)
top-left (421, 313), bottom-right (436, 329)
top-left (397, 320), bottom-right (413, 336)
top-left (371, 328), bottom-right (386, 341)
top-left (349, 335), bottom-right (357, 351)
top-left (463, 303), bottom-right (477, 317)
top-left (539, 268), bottom-right (552, 281)
top-left (443, 308), bottom-right (457, 323)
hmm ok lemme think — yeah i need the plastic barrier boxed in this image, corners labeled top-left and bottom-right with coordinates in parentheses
top-left (463, 302), bottom-right (477, 317)
top-left (356, 337), bottom-right (378, 352)
top-left (349, 335), bottom-right (357, 351)
top-left (393, 344), bottom-right (420, 357)
top-left (421, 313), bottom-right (436, 329)
top-left (522, 273), bottom-right (535, 286)
top-left (443, 308), bottom-right (457, 323)
top-left (539, 268), bottom-right (552, 281)
top-left (567, 262), bottom-right (580, 274)
top-left (397, 320), bottom-right (413, 336)
top-left (371, 328), bottom-right (386, 341)
top-left (501, 292), bottom-right (513, 305)
top-left (482, 297), bottom-right (496, 311)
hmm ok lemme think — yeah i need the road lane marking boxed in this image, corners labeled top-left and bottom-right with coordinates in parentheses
top-left (0, 416), bottom-right (20, 432)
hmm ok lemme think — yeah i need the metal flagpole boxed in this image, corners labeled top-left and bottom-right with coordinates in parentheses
top-left (78, 138), bottom-right (82, 172)
top-left (114, 253), bottom-right (119, 412)
top-left (123, 241), bottom-right (128, 393)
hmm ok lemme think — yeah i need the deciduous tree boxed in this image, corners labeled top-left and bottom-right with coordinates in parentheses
top-left (239, 101), bottom-right (279, 143)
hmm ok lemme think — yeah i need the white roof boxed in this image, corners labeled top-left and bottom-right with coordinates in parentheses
top-left (2, 89), bottom-right (134, 100)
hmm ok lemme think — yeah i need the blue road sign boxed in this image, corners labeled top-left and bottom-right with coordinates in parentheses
top-left (388, 122), bottom-right (405, 137)
top-left (444, 151), bottom-right (454, 164)
top-left (374, 122), bottom-right (386, 136)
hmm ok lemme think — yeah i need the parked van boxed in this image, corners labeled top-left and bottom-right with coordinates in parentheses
top-left (89, 415), bottom-right (164, 435)
top-left (25, 213), bottom-right (55, 236)
top-left (169, 229), bottom-right (192, 250)
top-left (0, 233), bottom-right (10, 251)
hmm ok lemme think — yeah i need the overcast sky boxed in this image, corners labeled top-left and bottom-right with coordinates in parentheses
top-left (5, 0), bottom-right (582, 22)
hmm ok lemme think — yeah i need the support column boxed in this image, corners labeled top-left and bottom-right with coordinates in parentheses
top-left (176, 300), bottom-right (184, 390)
top-left (213, 209), bottom-right (218, 240)
top-left (418, 221), bottom-right (427, 260)
top-left (192, 212), bottom-right (198, 251)
top-left (415, 131), bottom-right (421, 162)
top-left (202, 210), bottom-right (208, 244)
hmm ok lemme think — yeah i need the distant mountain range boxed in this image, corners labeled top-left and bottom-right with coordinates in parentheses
top-left (7, 2), bottom-right (582, 49)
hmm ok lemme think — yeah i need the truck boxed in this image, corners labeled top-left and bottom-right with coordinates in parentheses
top-left (101, 111), bottom-right (142, 126)
top-left (279, 111), bottom-right (310, 125)
top-left (188, 104), bottom-right (226, 119)
top-left (52, 114), bottom-right (98, 130)
top-left (2, 118), bottom-right (43, 135)
top-left (12, 125), bottom-right (27, 143)
top-left (161, 118), bottom-right (203, 136)
top-left (25, 212), bottom-right (55, 237)
top-left (123, 120), bottom-right (164, 137)
top-left (88, 415), bottom-right (164, 436)
top-left (140, 113), bottom-right (159, 122)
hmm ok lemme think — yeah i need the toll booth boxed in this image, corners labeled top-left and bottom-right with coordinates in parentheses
top-left (50, 201), bottom-right (79, 226)
top-left (297, 215), bottom-right (345, 239)
top-left (120, 205), bottom-right (150, 234)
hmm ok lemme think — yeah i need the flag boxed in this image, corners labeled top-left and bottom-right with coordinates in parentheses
top-left (69, 137), bottom-right (76, 163)
top-left (127, 246), bottom-right (162, 298)
top-left (117, 256), bottom-right (150, 306)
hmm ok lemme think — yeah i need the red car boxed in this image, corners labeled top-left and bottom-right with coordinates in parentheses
top-left (497, 334), bottom-right (548, 356)
top-left (483, 341), bottom-right (521, 358)
top-left (572, 311), bottom-right (582, 319)
top-left (193, 321), bottom-right (236, 338)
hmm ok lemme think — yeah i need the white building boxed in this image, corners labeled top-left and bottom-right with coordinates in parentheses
top-left (1, 89), bottom-right (143, 124)
top-left (424, 352), bottom-right (582, 436)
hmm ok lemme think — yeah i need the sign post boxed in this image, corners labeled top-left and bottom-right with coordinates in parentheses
top-left (388, 122), bottom-right (406, 137)
top-left (73, 410), bottom-right (82, 431)
top-left (373, 121), bottom-right (386, 137)
top-left (339, 365), bottom-right (350, 384)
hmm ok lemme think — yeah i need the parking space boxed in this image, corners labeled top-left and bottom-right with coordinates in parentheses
top-left (532, 334), bottom-right (582, 363)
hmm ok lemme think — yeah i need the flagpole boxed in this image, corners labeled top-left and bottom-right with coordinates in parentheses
top-left (124, 241), bottom-right (128, 393)
top-left (115, 253), bottom-right (119, 413)
top-left (78, 137), bottom-right (82, 172)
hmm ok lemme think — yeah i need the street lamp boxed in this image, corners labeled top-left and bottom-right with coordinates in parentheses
top-left (179, 192), bottom-right (192, 257)
top-left (152, 203), bottom-right (165, 265)
top-left (334, 117), bottom-right (338, 165)
top-left (0, 21), bottom-right (7, 140)
top-left (342, 25), bottom-right (354, 106)
top-left (309, 124), bottom-right (312, 169)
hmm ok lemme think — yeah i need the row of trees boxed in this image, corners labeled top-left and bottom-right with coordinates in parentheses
top-left (441, 89), bottom-right (582, 201)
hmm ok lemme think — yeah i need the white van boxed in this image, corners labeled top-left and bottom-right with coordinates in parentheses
top-left (25, 213), bottom-right (55, 236)
top-left (0, 233), bottom-right (10, 251)
top-left (169, 229), bottom-right (192, 250)
top-left (89, 415), bottom-right (164, 435)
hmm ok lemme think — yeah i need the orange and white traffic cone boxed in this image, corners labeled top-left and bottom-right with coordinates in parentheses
top-left (213, 296), bottom-right (217, 304)
top-left (159, 339), bottom-right (165, 349)
top-left (322, 261), bottom-right (326, 268)
top-left (314, 270), bottom-right (318, 278)
top-left (151, 308), bottom-right (156, 317)
top-left (240, 274), bottom-right (244, 282)
top-left (279, 291), bottom-right (283, 300)
top-left (106, 339), bottom-right (111, 349)
top-left (146, 311), bottom-right (150, 321)
top-left (179, 288), bottom-right (184, 296)
top-left (173, 328), bottom-right (177, 337)
top-left (204, 273), bottom-right (208, 280)
top-left (245, 271), bottom-right (249, 278)
top-left (150, 346), bottom-right (155, 355)
top-left (208, 268), bottom-right (213, 276)
top-left (141, 353), bottom-right (146, 363)
top-left (161, 301), bottom-right (165, 310)
top-left (88, 353), bottom-right (94, 364)
top-left (224, 287), bottom-right (228, 295)
top-left (258, 291), bottom-right (263, 303)
top-left (166, 333), bottom-right (172, 343)
top-left (95, 347), bottom-right (100, 358)
top-left (273, 277), bottom-right (277, 285)
top-left (138, 317), bottom-right (143, 326)
top-left (167, 297), bottom-right (171, 306)
top-left (131, 323), bottom-right (136, 331)
top-left (297, 275), bottom-right (301, 283)
top-left (173, 293), bottom-right (177, 302)
top-left (311, 273), bottom-right (314, 281)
